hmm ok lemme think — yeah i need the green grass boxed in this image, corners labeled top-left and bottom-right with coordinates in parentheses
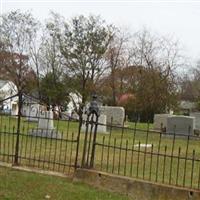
top-left (0, 115), bottom-right (200, 190)
top-left (0, 166), bottom-right (129, 200)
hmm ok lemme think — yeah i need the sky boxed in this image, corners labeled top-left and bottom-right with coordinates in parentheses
top-left (1, 0), bottom-right (200, 64)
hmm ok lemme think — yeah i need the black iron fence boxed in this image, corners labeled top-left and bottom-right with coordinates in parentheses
top-left (0, 93), bottom-right (80, 175)
top-left (0, 93), bottom-right (200, 190)
top-left (92, 121), bottom-right (200, 190)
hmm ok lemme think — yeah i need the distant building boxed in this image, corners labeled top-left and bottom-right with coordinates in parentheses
top-left (179, 100), bottom-right (197, 115)
top-left (0, 80), bottom-right (18, 113)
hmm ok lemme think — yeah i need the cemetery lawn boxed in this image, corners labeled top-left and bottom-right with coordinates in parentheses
top-left (1, 115), bottom-right (200, 189)
top-left (0, 166), bottom-right (129, 200)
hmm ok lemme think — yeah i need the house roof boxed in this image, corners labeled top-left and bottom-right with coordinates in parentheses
top-left (0, 80), bottom-right (8, 89)
top-left (179, 101), bottom-right (196, 110)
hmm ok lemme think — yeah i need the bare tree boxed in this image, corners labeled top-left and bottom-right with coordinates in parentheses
top-left (129, 28), bottom-right (183, 114)
top-left (105, 30), bottom-right (131, 105)
top-left (0, 10), bottom-right (39, 93)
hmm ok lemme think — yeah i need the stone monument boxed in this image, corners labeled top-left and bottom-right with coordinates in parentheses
top-left (26, 104), bottom-right (39, 122)
top-left (81, 114), bottom-right (107, 133)
top-left (153, 114), bottom-right (172, 130)
top-left (166, 115), bottom-right (195, 136)
top-left (29, 110), bottom-right (61, 138)
top-left (99, 106), bottom-right (125, 126)
top-left (190, 112), bottom-right (200, 130)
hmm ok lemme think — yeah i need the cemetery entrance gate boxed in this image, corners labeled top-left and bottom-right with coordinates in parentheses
top-left (0, 93), bottom-right (99, 176)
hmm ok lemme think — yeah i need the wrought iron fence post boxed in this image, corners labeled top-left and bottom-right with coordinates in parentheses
top-left (81, 114), bottom-right (90, 167)
top-left (90, 114), bottom-right (99, 168)
top-left (74, 113), bottom-right (83, 169)
top-left (81, 95), bottom-right (99, 168)
top-left (14, 91), bottom-right (23, 165)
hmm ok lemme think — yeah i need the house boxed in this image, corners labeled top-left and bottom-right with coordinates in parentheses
top-left (0, 80), bottom-right (18, 114)
top-left (179, 100), bottom-right (197, 115)
top-left (22, 94), bottom-right (43, 121)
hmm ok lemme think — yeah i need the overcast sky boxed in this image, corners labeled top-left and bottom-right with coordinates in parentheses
top-left (1, 0), bottom-right (200, 64)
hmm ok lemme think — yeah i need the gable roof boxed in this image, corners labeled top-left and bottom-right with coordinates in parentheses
top-left (0, 80), bottom-right (8, 89)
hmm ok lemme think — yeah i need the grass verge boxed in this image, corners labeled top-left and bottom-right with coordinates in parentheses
top-left (0, 166), bottom-right (129, 200)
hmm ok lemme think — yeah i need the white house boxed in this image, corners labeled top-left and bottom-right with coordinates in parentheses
top-left (0, 80), bottom-right (18, 114)
top-left (67, 92), bottom-right (82, 115)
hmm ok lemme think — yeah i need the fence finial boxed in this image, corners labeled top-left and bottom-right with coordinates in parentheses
top-left (87, 94), bottom-right (100, 117)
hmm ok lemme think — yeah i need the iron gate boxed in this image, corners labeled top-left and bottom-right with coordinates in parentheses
top-left (0, 93), bottom-right (99, 175)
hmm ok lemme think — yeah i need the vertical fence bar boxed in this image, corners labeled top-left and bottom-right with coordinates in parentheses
top-left (136, 141), bottom-right (141, 178)
top-left (183, 126), bottom-right (191, 187)
top-left (11, 126), bottom-right (15, 162)
top-left (106, 117), bottom-right (113, 172)
top-left (124, 140), bottom-right (128, 176)
top-left (81, 115), bottom-right (90, 167)
top-left (176, 147), bottom-right (181, 186)
top-left (118, 120), bottom-right (125, 175)
top-left (53, 131), bottom-right (59, 171)
top-left (90, 115), bottom-right (99, 168)
top-left (86, 114), bottom-right (96, 166)
top-left (198, 161), bottom-right (200, 189)
top-left (28, 131), bottom-right (34, 166)
top-left (3, 125), bottom-right (6, 162)
top-left (63, 127), bottom-right (69, 173)
top-left (130, 121), bottom-right (137, 176)
top-left (155, 130), bottom-right (162, 182)
top-left (7, 125), bottom-right (11, 163)
top-left (58, 131), bottom-right (64, 172)
top-left (33, 130), bottom-right (39, 167)
top-left (14, 92), bottom-right (22, 165)
top-left (74, 115), bottom-right (82, 169)
top-left (162, 145), bottom-right (167, 183)
top-left (112, 138), bottom-right (116, 174)
top-left (19, 126), bottom-right (25, 164)
top-left (68, 132), bottom-right (74, 175)
top-left (191, 150), bottom-right (195, 188)
top-left (100, 136), bottom-right (105, 171)
top-left (42, 130), bottom-right (48, 169)
top-left (143, 123), bottom-right (150, 179)
top-left (149, 144), bottom-right (154, 181)
top-left (38, 131), bottom-right (43, 168)
top-left (86, 114), bottom-right (94, 166)
top-left (169, 125), bottom-right (176, 185)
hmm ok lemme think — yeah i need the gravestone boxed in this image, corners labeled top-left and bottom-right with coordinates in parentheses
top-left (99, 106), bottom-right (125, 126)
top-left (29, 111), bottom-right (61, 138)
top-left (61, 111), bottom-right (71, 120)
top-left (190, 112), bottom-right (200, 130)
top-left (11, 103), bottom-right (18, 116)
top-left (166, 115), bottom-right (195, 136)
top-left (26, 104), bottom-right (39, 122)
top-left (134, 144), bottom-right (152, 148)
top-left (38, 111), bottom-right (54, 129)
top-left (153, 114), bottom-right (172, 130)
top-left (81, 114), bottom-right (107, 133)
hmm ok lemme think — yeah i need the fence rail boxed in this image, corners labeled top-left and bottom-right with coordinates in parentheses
top-left (0, 121), bottom-right (79, 175)
top-left (93, 121), bottom-right (200, 190)
top-left (0, 93), bottom-right (200, 190)
top-left (0, 92), bottom-right (81, 176)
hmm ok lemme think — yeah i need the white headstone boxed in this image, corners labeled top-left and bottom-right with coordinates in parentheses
top-left (166, 115), bottom-right (195, 136)
top-left (153, 114), bottom-right (172, 130)
top-left (190, 112), bottom-right (200, 130)
top-left (99, 106), bottom-right (125, 126)
top-left (29, 110), bottom-right (61, 139)
top-left (11, 103), bottom-right (18, 116)
top-left (38, 111), bottom-right (54, 130)
top-left (26, 104), bottom-right (39, 122)
top-left (81, 114), bottom-right (107, 133)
